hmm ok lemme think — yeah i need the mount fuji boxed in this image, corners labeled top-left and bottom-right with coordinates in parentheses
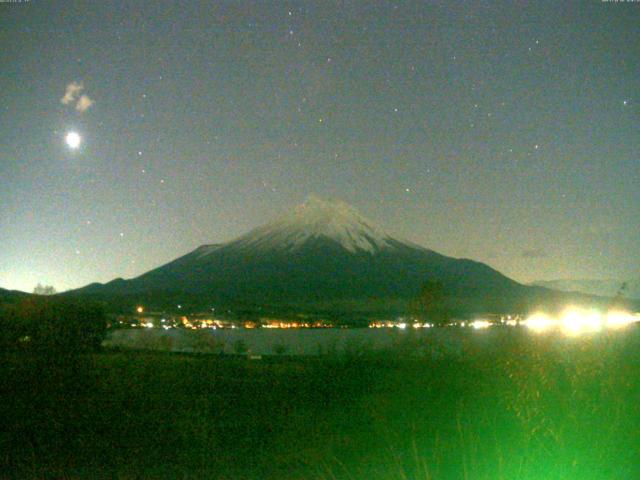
top-left (67, 197), bottom-right (608, 316)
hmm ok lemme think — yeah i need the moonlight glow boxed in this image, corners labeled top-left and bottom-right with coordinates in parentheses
top-left (0, 1), bottom-right (637, 295)
top-left (65, 131), bottom-right (81, 149)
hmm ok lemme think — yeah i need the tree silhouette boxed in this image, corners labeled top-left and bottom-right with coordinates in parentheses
top-left (33, 283), bottom-right (57, 296)
top-left (611, 281), bottom-right (629, 309)
top-left (410, 280), bottom-right (452, 325)
top-left (0, 297), bottom-right (106, 353)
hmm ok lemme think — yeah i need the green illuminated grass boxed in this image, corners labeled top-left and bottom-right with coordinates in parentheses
top-left (1, 328), bottom-right (639, 479)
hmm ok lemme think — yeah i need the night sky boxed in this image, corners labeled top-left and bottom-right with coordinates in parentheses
top-left (1, 1), bottom-right (638, 293)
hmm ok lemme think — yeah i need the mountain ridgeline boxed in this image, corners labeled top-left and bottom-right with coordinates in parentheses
top-left (67, 197), bottom-right (620, 317)
top-left (0, 288), bottom-right (30, 304)
top-left (531, 278), bottom-right (640, 300)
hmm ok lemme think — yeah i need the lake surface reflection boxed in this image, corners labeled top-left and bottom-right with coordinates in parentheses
top-left (104, 325), bottom-right (640, 356)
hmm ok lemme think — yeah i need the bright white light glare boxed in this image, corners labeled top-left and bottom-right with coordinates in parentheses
top-left (471, 320), bottom-right (491, 329)
top-left (560, 308), bottom-right (602, 336)
top-left (65, 131), bottom-right (81, 149)
top-left (521, 308), bottom-right (638, 335)
top-left (523, 313), bottom-right (554, 333)
top-left (506, 319), bottom-right (518, 327)
top-left (605, 311), bottom-right (638, 329)
top-left (144, 322), bottom-right (153, 328)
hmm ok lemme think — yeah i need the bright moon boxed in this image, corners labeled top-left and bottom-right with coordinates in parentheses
top-left (65, 131), bottom-right (81, 149)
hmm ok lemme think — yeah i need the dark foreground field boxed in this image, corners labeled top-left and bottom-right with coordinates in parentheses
top-left (2, 329), bottom-right (639, 479)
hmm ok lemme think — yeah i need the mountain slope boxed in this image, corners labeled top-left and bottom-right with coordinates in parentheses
top-left (531, 278), bottom-right (640, 300)
top-left (0, 288), bottom-right (30, 304)
top-left (67, 197), bottom-right (616, 315)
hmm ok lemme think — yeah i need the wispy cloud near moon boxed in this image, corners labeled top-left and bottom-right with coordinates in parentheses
top-left (75, 94), bottom-right (94, 112)
top-left (61, 81), bottom-right (83, 105)
top-left (61, 81), bottom-right (94, 113)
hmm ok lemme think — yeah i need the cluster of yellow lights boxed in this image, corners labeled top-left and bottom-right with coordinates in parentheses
top-left (368, 321), bottom-right (432, 329)
top-left (471, 319), bottom-right (492, 329)
top-left (130, 306), bottom-right (637, 335)
top-left (263, 321), bottom-right (331, 329)
top-left (523, 308), bottom-right (639, 336)
top-left (264, 321), bottom-right (305, 329)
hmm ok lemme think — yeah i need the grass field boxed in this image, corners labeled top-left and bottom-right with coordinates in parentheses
top-left (2, 328), bottom-right (639, 479)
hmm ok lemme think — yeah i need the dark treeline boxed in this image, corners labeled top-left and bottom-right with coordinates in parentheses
top-left (0, 296), bottom-right (108, 478)
top-left (0, 297), bottom-right (107, 354)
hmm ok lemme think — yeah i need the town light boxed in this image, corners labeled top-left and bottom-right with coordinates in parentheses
top-left (471, 319), bottom-right (491, 329)
top-left (560, 308), bottom-right (602, 336)
top-left (523, 312), bottom-right (554, 333)
top-left (605, 310), bottom-right (638, 329)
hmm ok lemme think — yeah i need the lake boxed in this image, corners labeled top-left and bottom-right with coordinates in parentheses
top-left (103, 323), bottom-right (640, 356)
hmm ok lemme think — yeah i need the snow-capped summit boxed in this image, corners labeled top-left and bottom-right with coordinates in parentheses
top-left (217, 195), bottom-right (396, 255)
top-left (69, 195), bottom-right (548, 316)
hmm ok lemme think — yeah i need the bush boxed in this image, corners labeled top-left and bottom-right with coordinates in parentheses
top-left (0, 297), bottom-right (107, 354)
